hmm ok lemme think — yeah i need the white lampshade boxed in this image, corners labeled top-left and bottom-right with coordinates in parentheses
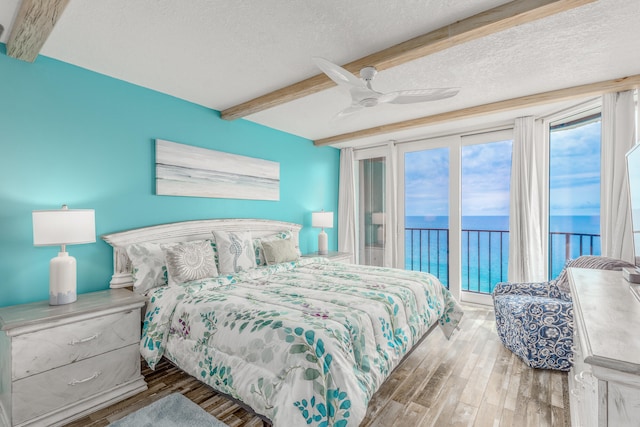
top-left (32, 205), bottom-right (96, 306)
top-left (312, 211), bottom-right (333, 255)
top-left (371, 212), bottom-right (385, 225)
top-left (312, 211), bottom-right (334, 229)
top-left (33, 208), bottom-right (96, 246)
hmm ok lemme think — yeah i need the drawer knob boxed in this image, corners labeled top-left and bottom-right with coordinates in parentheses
top-left (68, 333), bottom-right (101, 345)
top-left (570, 388), bottom-right (581, 399)
top-left (574, 374), bottom-right (583, 385)
top-left (68, 371), bottom-right (102, 386)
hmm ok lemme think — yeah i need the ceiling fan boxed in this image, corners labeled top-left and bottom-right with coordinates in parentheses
top-left (313, 57), bottom-right (459, 118)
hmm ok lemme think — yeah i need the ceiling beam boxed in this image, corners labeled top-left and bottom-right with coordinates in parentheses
top-left (7, 0), bottom-right (70, 63)
top-left (313, 74), bottom-right (640, 146)
top-left (221, 0), bottom-right (596, 121)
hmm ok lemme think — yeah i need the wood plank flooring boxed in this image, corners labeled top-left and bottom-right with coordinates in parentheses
top-left (65, 303), bottom-right (570, 427)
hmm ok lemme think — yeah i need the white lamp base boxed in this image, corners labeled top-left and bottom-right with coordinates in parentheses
top-left (49, 252), bottom-right (77, 305)
top-left (377, 225), bottom-right (385, 245)
top-left (318, 230), bottom-right (328, 255)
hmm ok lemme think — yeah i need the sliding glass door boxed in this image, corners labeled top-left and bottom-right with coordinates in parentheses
top-left (399, 136), bottom-right (461, 299)
top-left (460, 135), bottom-right (513, 295)
top-left (399, 130), bottom-right (512, 303)
top-left (354, 147), bottom-right (390, 267)
top-left (404, 147), bottom-right (450, 287)
top-left (548, 111), bottom-right (602, 278)
top-left (394, 101), bottom-right (609, 304)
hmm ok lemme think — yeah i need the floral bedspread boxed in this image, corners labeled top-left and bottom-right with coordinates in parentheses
top-left (141, 257), bottom-right (463, 427)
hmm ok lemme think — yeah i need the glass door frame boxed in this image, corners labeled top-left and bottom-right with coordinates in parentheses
top-left (395, 100), bottom-right (605, 305)
top-left (354, 145), bottom-right (393, 267)
top-left (398, 129), bottom-right (514, 305)
top-left (398, 135), bottom-right (462, 301)
top-left (460, 129), bottom-right (514, 304)
top-left (545, 100), bottom-right (602, 278)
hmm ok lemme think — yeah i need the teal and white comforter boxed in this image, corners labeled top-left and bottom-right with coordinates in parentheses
top-left (141, 257), bottom-right (463, 427)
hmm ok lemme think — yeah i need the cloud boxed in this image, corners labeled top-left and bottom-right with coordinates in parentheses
top-left (461, 140), bottom-right (512, 216)
top-left (405, 147), bottom-right (450, 216)
top-left (404, 121), bottom-right (601, 218)
top-left (549, 121), bottom-right (601, 215)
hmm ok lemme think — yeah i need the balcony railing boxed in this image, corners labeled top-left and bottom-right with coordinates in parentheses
top-left (462, 229), bottom-right (509, 294)
top-left (548, 231), bottom-right (600, 279)
top-left (406, 227), bottom-right (449, 286)
top-left (405, 227), bottom-right (601, 294)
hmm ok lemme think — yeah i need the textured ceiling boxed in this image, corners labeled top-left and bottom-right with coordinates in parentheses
top-left (1, 0), bottom-right (639, 147)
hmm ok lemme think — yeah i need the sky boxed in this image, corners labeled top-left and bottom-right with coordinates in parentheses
top-left (404, 120), bottom-right (601, 218)
top-left (461, 140), bottom-right (513, 216)
top-left (404, 147), bottom-right (450, 217)
top-left (549, 121), bottom-right (601, 216)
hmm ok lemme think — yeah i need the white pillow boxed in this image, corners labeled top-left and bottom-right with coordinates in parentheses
top-left (162, 240), bottom-right (218, 285)
top-left (213, 231), bottom-right (257, 274)
top-left (125, 242), bottom-right (168, 294)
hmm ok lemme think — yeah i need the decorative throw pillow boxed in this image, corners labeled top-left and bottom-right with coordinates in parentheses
top-left (162, 240), bottom-right (218, 285)
top-left (125, 242), bottom-right (168, 294)
top-left (555, 255), bottom-right (636, 294)
top-left (261, 238), bottom-right (300, 265)
top-left (254, 231), bottom-right (297, 266)
top-left (213, 231), bottom-right (257, 274)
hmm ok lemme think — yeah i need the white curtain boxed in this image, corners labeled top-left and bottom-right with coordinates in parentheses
top-left (385, 142), bottom-right (399, 268)
top-left (601, 90), bottom-right (636, 263)
top-left (338, 147), bottom-right (357, 263)
top-left (508, 116), bottom-right (546, 282)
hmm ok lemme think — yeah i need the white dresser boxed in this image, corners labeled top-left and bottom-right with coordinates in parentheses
top-left (0, 289), bottom-right (147, 427)
top-left (568, 268), bottom-right (640, 427)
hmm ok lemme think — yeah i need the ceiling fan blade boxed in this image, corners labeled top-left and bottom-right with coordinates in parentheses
top-left (335, 104), bottom-right (365, 118)
top-left (312, 57), bottom-right (365, 89)
top-left (379, 87), bottom-right (460, 105)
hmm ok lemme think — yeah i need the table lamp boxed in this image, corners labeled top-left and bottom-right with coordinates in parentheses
top-left (312, 211), bottom-right (333, 255)
top-left (33, 205), bottom-right (96, 305)
top-left (372, 212), bottom-right (385, 244)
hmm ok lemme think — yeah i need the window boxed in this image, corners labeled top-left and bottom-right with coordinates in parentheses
top-left (548, 112), bottom-right (601, 278)
top-left (354, 147), bottom-right (391, 267)
top-left (399, 130), bottom-right (512, 304)
top-left (358, 157), bottom-right (387, 266)
top-left (461, 138), bottom-right (512, 293)
top-left (396, 100), bottom-right (607, 304)
top-left (404, 147), bottom-right (450, 287)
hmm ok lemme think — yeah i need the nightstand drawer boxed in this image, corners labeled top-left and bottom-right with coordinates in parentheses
top-left (12, 309), bottom-right (140, 380)
top-left (12, 344), bottom-right (140, 425)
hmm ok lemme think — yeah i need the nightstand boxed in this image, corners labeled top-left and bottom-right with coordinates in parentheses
top-left (0, 289), bottom-right (147, 427)
top-left (303, 251), bottom-right (352, 263)
top-left (364, 244), bottom-right (384, 266)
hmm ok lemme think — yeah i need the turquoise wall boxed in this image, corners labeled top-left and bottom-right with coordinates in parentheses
top-left (0, 44), bottom-right (340, 308)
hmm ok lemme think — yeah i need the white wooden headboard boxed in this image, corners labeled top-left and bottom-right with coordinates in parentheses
top-left (102, 218), bottom-right (302, 288)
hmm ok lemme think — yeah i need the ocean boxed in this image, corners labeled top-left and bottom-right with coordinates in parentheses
top-left (405, 215), bottom-right (601, 293)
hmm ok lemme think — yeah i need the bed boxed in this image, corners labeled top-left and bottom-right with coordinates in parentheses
top-left (102, 219), bottom-right (463, 427)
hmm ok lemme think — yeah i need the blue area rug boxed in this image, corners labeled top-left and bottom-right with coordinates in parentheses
top-left (110, 393), bottom-right (229, 427)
